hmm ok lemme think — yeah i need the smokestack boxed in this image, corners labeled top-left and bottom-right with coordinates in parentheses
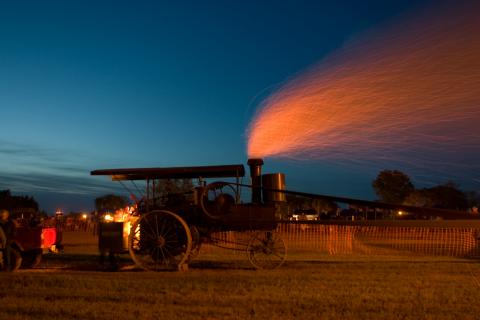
top-left (247, 158), bottom-right (264, 204)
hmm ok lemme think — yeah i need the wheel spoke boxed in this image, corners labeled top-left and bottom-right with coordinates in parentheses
top-left (159, 247), bottom-right (167, 265)
top-left (143, 218), bottom-right (158, 238)
top-left (162, 225), bottom-right (175, 239)
top-left (155, 214), bottom-right (160, 238)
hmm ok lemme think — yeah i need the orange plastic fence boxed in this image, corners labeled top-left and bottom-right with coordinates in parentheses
top-left (68, 222), bottom-right (480, 258)
top-left (208, 223), bottom-right (480, 258)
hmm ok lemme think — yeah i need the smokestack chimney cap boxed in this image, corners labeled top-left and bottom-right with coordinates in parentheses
top-left (247, 158), bottom-right (264, 166)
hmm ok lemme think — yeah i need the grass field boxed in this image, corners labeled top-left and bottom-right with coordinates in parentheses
top-left (1, 232), bottom-right (480, 319)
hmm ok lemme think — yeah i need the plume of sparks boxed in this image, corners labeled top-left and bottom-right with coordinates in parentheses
top-left (247, 3), bottom-right (480, 187)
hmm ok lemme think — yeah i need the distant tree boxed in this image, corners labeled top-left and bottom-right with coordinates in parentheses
top-left (155, 179), bottom-right (193, 195)
top-left (465, 191), bottom-right (480, 208)
top-left (0, 189), bottom-right (39, 214)
top-left (424, 182), bottom-right (468, 210)
top-left (95, 194), bottom-right (129, 213)
top-left (403, 189), bottom-right (433, 208)
top-left (286, 194), bottom-right (337, 215)
top-left (372, 170), bottom-right (414, 204)
top-left (38, 210), bottom-right (49, 220)
top-left (0, 189), bottom-right (12, 209)
top-left (311, 198), bottom-right (337, 214)
top-left (154, 179), bottom-right (194, 206)
top-left (286, 194), bottom-right (306, 211)
top-left (403, 182), bottom-right (469, 211)
top-left (0, 189), bottom-right (11, 200)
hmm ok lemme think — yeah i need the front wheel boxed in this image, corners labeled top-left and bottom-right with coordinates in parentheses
top-left (247, 231), bottom-right (286, 270)
top-left (188, 225), bottom-right (201, 261)
top-left (2, 246), bottom-right (22, 272)
top-left (128, 210), bottom-right (192, 271)
top-left (21, 249), bottom-right (43, 269)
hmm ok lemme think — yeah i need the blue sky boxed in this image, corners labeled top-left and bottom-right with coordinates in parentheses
top-left (0, 0), bottom-right (436, 213)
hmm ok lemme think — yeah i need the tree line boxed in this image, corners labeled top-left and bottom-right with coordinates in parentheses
top-left (0, 189), bottom-right (39, 214)
top-left (372, 170), bottom-right (479, 211)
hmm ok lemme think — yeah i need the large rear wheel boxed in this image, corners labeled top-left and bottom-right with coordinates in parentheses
top-left (128, 210), bottom-right (192, 271)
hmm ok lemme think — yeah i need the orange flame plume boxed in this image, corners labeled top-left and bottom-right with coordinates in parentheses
top-left (247, 3), bottom-right (480, 185)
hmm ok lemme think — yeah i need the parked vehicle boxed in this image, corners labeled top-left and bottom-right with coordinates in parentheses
top-left (290, 209), bottom-right (319, 221)
top-left (2, 224), bottom-right (59, 271)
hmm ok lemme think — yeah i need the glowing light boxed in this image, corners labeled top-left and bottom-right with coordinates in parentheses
top-left (102, 206), bottom-right (137, 243)
top-left (82, 214), bottom-right (87, 220)
top-left (247, 3), bottom-right (480, 187)
top-left (398, 211), bottom-right (403, 216)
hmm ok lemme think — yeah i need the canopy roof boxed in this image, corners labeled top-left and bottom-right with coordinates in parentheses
top-left (91, 164), bottom-right (245, 181)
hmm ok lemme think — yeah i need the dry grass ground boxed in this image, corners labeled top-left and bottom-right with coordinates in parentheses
top-left (1, 231), bottom-right (480, 320)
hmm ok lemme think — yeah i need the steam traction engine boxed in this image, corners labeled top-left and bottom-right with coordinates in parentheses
top-left (91, 159), bottom-right (287, 271)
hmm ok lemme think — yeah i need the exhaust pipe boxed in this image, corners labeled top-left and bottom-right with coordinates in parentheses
top-left (247, 158), bottom-right (264, 204)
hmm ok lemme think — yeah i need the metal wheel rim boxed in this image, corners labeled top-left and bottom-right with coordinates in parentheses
top-left (188, 225), bottom-right (201, 261)
top-left (3, 247), bottom-right (22, 272)
top-left (247, 231), bottom-right (286, 270)
top-left (128, 210), bottom-right (192, 271)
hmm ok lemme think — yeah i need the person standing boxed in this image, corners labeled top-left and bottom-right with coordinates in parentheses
top-left (0, 209), bottom-right (17, 271)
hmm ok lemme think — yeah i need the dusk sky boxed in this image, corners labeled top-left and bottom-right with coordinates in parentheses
top-left (2, 0), bottom-right (469, 213)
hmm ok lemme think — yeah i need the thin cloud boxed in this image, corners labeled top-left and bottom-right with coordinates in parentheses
top-left (0, 171), bottom-right (122, 195)
top-left (0, 140), bottom-right (129, 204)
